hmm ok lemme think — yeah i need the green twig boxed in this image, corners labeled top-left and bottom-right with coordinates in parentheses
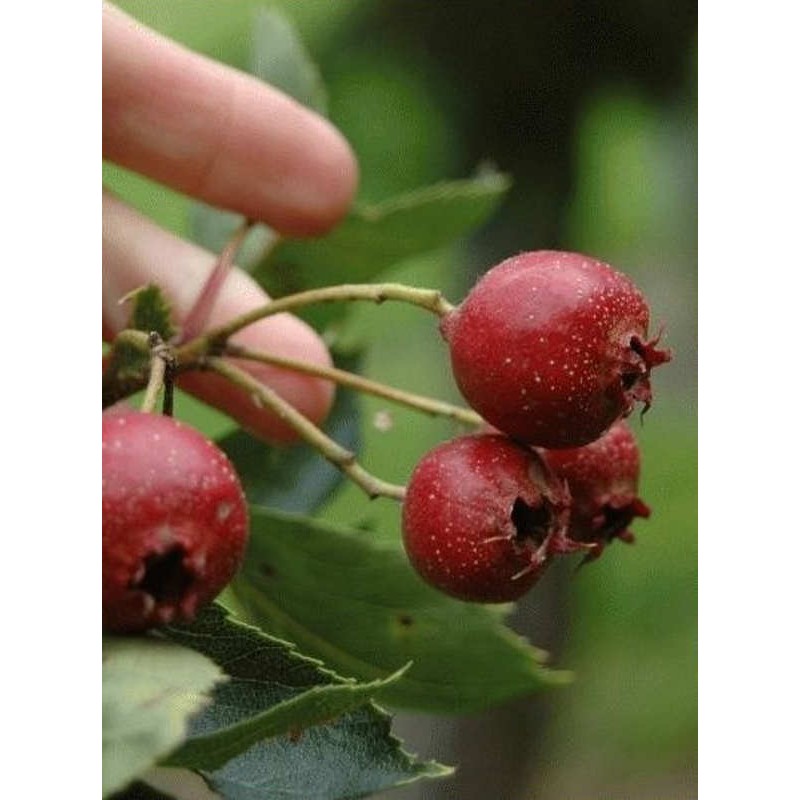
top-left (205, 356), bottom-right (407, 502)
top-left (223, 343), bottom-right (482, 428)
top-left (180, 282), bottom-right (455, 362)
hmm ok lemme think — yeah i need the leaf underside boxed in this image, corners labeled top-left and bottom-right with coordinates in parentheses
top-left (102, 637), bottom-right (225, 798)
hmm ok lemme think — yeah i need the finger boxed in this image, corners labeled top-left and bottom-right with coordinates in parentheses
top-left (103, 191), bottom-right (334, 443)
top-left (102, 4), bottom-right (357, 237)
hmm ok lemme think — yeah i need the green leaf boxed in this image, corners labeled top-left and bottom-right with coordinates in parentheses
top-left (169, 669), bottom-right (410, 771)
top-left (217, 351), bottom-right (362, 513)
top-left (231, 507), bottom-right (571, 714)
top-left (102, 637), bottom-right (225, 798)
top-left (250, 7), bottom-right (328, 114)
top-left (103, 285), bottom-right (177, 405)
top-left (253, 171), bottom-right (511, 325)
top-left (124, 284), bottom-right (177, 342)
top-left (186, 5), bottom-right (326, 276)
top-left (161, 605), bottom-right (450, 799)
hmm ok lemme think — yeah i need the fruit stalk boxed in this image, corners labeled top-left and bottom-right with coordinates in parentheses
top-left (223, 343), bottom-right (483, 427)
top-left (104, 282), bottom-right (459, 411)
top-left (205, 356), bottom-right (407, 502)
top-left (179, 282), bottom-right (455, 362)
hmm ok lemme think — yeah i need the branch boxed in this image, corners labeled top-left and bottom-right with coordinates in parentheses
top-left (204, 357), bottom-right (407, 502)
top-left (223, 343), bottom-right (483, 428)
top-left (140, 333), bottom-right (176, 414)
top-left (180, 283), bottom-right (455, 361)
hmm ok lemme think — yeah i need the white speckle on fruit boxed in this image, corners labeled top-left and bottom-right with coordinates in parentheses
top-left (189, 551), bottom-right (207, 572)
top-left (216, 502), bottom-right (233, 522)
top-left (157, 525), bottom-right (175, 546)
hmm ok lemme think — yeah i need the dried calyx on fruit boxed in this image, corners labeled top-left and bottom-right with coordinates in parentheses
top-left (401, 434), bottom-right (582, 603)
top-left (441, 250), bottom-right (671, 449)
top-left (102, 411), bottom-right (249, 632)
top-left (538, 419), bottom-right (650, 563)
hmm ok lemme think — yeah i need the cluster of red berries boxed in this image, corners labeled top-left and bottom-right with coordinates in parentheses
top-left (402, 250), bottom-right (671, 603)
top-left (102, 249), bottom-right (670, 632)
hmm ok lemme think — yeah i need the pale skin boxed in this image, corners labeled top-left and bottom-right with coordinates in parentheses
top-left (102, 3), bottom-right (359, 442)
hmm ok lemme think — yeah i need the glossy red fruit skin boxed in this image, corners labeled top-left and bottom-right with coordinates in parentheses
top-left (538, 420), bottom-right (650, 562)
top-left (441, 250), bottom-right (671, 448)
top-left (402, 434), bottom-right (578, 603)
top-left (103, 411), bottom-right (249, 633)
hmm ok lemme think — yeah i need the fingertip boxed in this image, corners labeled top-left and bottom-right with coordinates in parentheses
top-left (103, 8), bottom-right (359, 238)
top-left (253, 108), bottom-right (360, 238)
top-left (103, 195), bottom-right (336, 443)
top-left (179, 313), bottom-right (336, 444)
top-left (240, 313), bottom-right (336, 439)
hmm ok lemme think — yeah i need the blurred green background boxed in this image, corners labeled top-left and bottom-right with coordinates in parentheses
top-left (105, 2), bottom-right (697, 798)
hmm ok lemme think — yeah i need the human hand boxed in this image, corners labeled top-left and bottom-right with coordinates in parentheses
top-left (102, 3), bottom-right (358, 442)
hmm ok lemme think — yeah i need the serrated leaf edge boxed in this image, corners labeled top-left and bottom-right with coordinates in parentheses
top-left (165, 666), bottom-right (411, 771)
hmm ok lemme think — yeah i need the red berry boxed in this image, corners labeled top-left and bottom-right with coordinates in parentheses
top-left (538, 420), bottom-right (650, 562)
top-left (102, 411), bottom-right (249, 632)
top-left (401, 434), bottom-right (578, 603)
top-left (441, 250), bottom-right (671, 448)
